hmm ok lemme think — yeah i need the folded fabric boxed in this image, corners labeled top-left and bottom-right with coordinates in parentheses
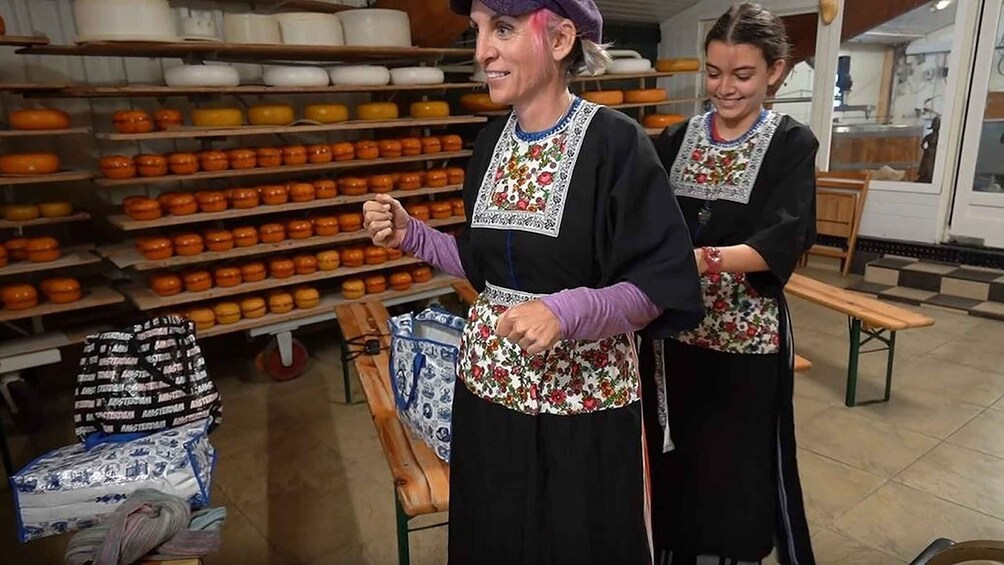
top-left (65, 489), bottom-right (226, 565)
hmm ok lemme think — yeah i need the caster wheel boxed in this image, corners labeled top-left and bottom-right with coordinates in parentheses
top-left (4, 378), bottom-right (43, 435)
top-left (261, 338), bottom-right (309, 382)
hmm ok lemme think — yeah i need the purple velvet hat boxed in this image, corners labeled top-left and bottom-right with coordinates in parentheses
top-left (450, 0), bottom-right (603, 43)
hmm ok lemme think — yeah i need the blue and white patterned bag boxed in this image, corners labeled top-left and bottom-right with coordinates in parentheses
top-left (10, 419), bottom-right (215, 542)
top-left (389, 307), bottom-right (464, 462)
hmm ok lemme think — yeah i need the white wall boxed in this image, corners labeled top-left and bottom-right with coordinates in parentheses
top-left (833, 43), bottom-right (886, 125)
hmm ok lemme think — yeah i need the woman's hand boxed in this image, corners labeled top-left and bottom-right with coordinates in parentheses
top-left (363, 193), bottom-right (409, 248)
top-left (694, 248), bottom-right (708, 275)
top-left (495, 300), bottom-right (562, 356)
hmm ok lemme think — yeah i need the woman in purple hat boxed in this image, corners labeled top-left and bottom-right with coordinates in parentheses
top-left (640, 4), bottom-right (817, 565)
top-left (363, 0), bottom-right (702, 561)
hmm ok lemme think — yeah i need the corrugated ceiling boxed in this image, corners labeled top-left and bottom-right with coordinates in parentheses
top-left (594, 0), bottom-right (702, 24)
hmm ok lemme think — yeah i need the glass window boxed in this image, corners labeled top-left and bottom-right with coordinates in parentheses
top-left (971, 5), bottom-right (1004, 193)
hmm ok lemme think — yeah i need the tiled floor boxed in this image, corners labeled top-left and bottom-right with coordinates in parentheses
top-left (3, 259), bottom-right (1004, 564)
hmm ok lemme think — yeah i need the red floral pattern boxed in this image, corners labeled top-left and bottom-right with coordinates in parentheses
top-left (487, 134), bottom-right (567, 213)
top-left (457, 294), bottom-right (639, 415)
top-left (673, 272), bottom-right (780, 354)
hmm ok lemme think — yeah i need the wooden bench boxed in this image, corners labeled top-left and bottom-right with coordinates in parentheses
top-left (785, 273), bottom-right (935, 406)
top-left (334, 301), bottom-right (449, 565)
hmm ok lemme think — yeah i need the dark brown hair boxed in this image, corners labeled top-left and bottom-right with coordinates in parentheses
top-left (704, 3), bottom-right (790, 65)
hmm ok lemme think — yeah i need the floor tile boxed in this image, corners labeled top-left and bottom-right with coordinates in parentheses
top-left (811, 527), bottom-right (906, 565)
top-left (898, 269), bottom-right (943, 292)
top-left (927, 338), bottom-right (1004, 376)
top-left (948, 268), bottom-right (1004, 283)
top-left (854, 386), bottom-right (983, 439)
top-left (970, 301), bottom-right (1004, 321)
top-left (845, 281), bottom-right (894, 296)
top-left (897, 442), bottom-right (1004, 520)
top-left (902, 262), bottom-right (958, 275)
top-left (864, 266), bottom-right (901, 287)
top-left (797, 407), bottom-right (939, 478)
top-left (797, 449), bottom-right (886, 526)
top-left (833, 482), bottom-right (1004, 562)
top-left (926, 294), bottom-right (984, 311)
top-left (949, 409), bottom-right (1004, 459)
top-left (939, 277), bottom-right (991, 301)
top-left (989, 281), bottom-right (1004, 303)
top-left (893, 354), bottom-right (1004, 408)
top-left (869, 257), bottom-right (917, 270)
top-left (880, 287), bottom-right (938, 306)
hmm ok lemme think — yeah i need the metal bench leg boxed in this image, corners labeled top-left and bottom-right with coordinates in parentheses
top-left (396, 496), bottom-right (411, 565)
top-left (846, 318), bottom-right (862, 407)
top-left (0, 408), bottom-right (13, 479)
top-left (884, 331), bottom-right (897, 402)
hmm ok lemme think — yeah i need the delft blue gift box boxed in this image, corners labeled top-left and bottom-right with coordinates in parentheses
top-left (389, 307), bottom-right (464, 462)
top-left (10, 418), bottom-right (216, 542)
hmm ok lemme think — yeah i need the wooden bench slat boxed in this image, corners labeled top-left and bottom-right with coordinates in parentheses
top-left (794, 354), bottom-right (812, 372)
top-left (786, 274), bottom-right (921, 329)
top-left (335, 301), bottom-right (450, 518)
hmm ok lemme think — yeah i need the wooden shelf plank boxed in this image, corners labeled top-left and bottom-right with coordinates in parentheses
top-left (47, 82), bottom-right (486, 98)
top-left (475, 100), bottom-right (672, 116)
top-left (0, 127), bottom-right (91, 138)
top-left (102, 216), bottom-right (464, 270)
top-left (97, 116), bottom-right (487, 141)
top-left (571, 70), bottom-right (696, 82)
top-left (0, 211), bottom-right (90, 230)
top-left (94, 151), bottom-right (472, 186)
top-left (0, 83), bottom-right (70, 94)
top-left (20, 42), bottom-right (473, 63)
top-left (107, 184), bottom-right (463, 231)
top-left (122, 256), bottom-right (428, 311)
top-left (0, 286), bottom-right (124, 323)
top-left (0, 35), bottom-right (49, 47)
top-left (0, 171), bottom-right (92, 186)
top-left (0, 246), bottom-right (99, 277)
top-left (211, 0), bottom-right (353, 12)
top-left (197, 274), bottom-right (458, 338)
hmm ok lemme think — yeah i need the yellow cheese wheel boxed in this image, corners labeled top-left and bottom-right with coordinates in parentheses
top-left (38, 201), bottom-right (74, 218)
top-left (3, 204), bottom-right (40, 221)
top-left (192, 108), bottom-right (244, 128)
top-left (643, 114), bottom-right (687, 130)
top-left (357, 102), bottom-right (399, 121)
top-left (655, 58), bottom-right (701, 73)
top-left (304, 104), bottom-right (349, 124)
top-left (623, 88), bottom-right (668, 103)
top-left (409, 101), bottom-right (450, 119)
top-left (581, 90), bottom-right (624, 105)
top-left (459, 93), bottom-right (508, 112)
top-left (248, 104), bottom-right (295, 126)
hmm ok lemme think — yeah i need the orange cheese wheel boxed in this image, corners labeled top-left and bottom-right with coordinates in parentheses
top-left (581, 91), bottom-right (624, 105)
top-left (9, 109), bottom-right (71, 130)
top-left (459, 93), bottom-right (508, 112)
top-left (304, 104), bottom-right (349, 123)
top-left (410, 101), bottom-right (450, 119)
top-left (192, 108), bottom-right (243, 128)
top-left (623, 89), bottom-right (667, 103)
top-left (655, 58), bottom-right (701, 73)
top-left (357, 102), bottom-right (399, 121)
top-left (248, 104), bottom-right (295, 126)
top-left (0, 153), bottom-right (60, 175)
top-left (643, 114), bottom-right (687, 129)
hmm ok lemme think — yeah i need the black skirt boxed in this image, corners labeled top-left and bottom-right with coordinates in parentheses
top-left (448, 379), bottom-right (650, 565)
top-left (640, 334), bottom-right (814, 563)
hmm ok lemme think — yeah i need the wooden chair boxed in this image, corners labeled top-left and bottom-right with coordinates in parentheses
top-left (804, 170), bottom-right (871, 276)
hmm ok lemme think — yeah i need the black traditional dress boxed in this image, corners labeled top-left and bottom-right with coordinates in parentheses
top-left (640, 110), bottom-right (818, 565)
top-left (448, 96), bottom-right (703, 564)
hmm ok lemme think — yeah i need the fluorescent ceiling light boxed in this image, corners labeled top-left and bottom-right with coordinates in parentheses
top-left (932, 0), bottom-right (952, 11)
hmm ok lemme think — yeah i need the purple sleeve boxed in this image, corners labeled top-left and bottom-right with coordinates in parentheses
top-left (540, 282), bottom-right (662, 341)
top-left (400, 217), bottom-right (467, 279)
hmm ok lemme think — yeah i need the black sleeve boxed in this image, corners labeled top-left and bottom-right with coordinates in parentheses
top-left (654, 120), bottom-right (689, 173)
top-left (595, 114), bottom-right (704, 338)
top-left (746, 123), bottom-right (818, 292)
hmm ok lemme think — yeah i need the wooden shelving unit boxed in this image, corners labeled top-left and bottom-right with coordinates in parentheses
top-left (106, 185), bottom-right (463, 231)
top-left (101, 216), bottom-right (465, 270)
top-left (571, 71), bottom-right (694, 83)
top-left (211, 0), bottom-right (353, 13)
top-left (197, 274), bottom-right (458, 338)
top-left (0, 171), bottom-right (92, 186)
top-left (19, 42), bottom-right (474, 64)
top-left (122, 256), bottom-right (426, 311)
top-left (0, 127), bottom-right (91, 138)
top-left (0, 247), bottom-right (100, 277)
top-left (45, 82), bottom-right (486, 99)
top-left (0, 212), bottom-right (90, 230)
top-left (93, 151), bottom-right (472, 186)
top-left (0, 35), bottom-right (49, 47)
top-left (97, 116), bottom-right (487, 141)
top-left (0, 83), bottom-right (69, 94)
top-left (0, 286), bottom-right (124, 323)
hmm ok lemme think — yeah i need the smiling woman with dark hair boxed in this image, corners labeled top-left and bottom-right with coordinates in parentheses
top-left (641, 3), bottom-right (818, 565)
top-left (362, 0), bottom-right (703, 562)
